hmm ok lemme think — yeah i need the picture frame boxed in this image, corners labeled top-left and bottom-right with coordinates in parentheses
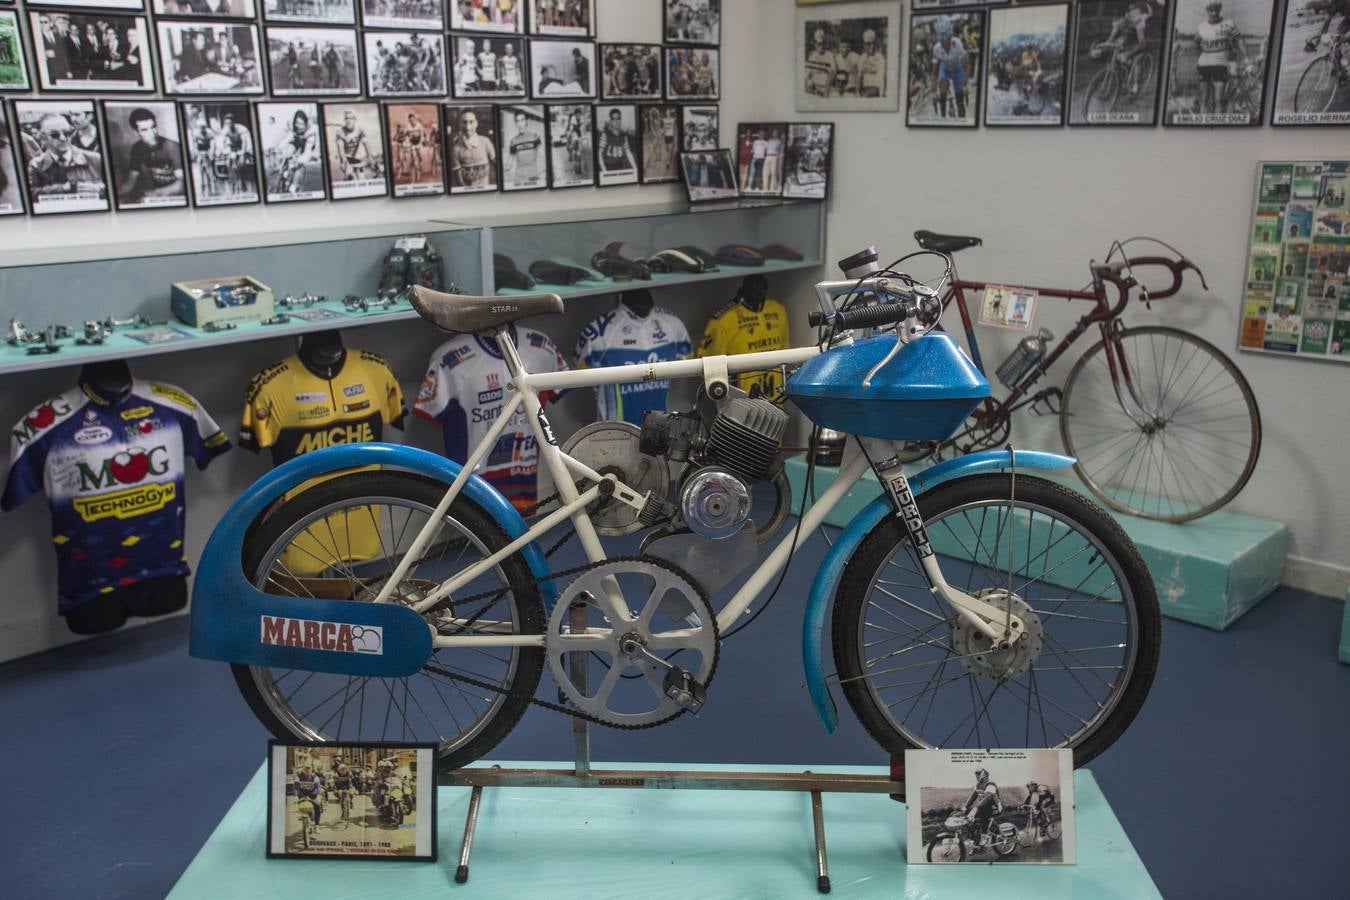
top-left (29, 11), bottom-right (155, 93)
top-left (266, 741), bottom-right (437, 861)
top-left (906, 10), bottom-right (984, 128)
top-left (797, 0), bottom-right (900, 112)
top-left (1162, 0), bottom-right (1277, 127)
top-left (450, 0), bottom-right (524, 34)
top-left (528, 0), bottom-right (594, 38)
top-left (545, 101), bottom-right (594, 189)
top-left (320, 100), bottom-right (387, 200)
top-left (1269, 1), bottom-right (1350, 126)
top-left (265, 27), bottom-right (361, 96)
top-left (384, 100), bottom-right (444, 197)
top-left (594, 103), bottom-right (638, 188)
top-left (782, 121), bottom-right (832, 200)
top-left (156, 21), bottom-right (265, 95)
top-left (0, 103), bottom-right (26, 215)
top-left (359, 0), bottom-right (439, 30)
top-left (364, 30), bottom-right (446, 97)
top-left (257, 100), bottom-right (327, 203)
top-left (665, 45), bottom-right (719, 101)
top-left (0, 10), bottom-right (32, 91)
top-left (102, 99), bottom-right (189, 210)
top-left (450, 34), bottom-right (528, 99)
top-left (638, 103), bottom-right (680, 184)
top-left (664, 0), bottom-right (720, 45)
top-left (678, 147), bottom-right (737, 203)
top-left (1066, 0), bottom-right (1166, 127)
top-left (529, 37), bottom-right (595, 99)
top-left (444, 102), bottom-right (499, 193)
top-left (734, 122), bottom-right (786, 198)
top-left (27, 0), bottom-right (145, 10)
top-left (156, 0), bottom-right (258, 18)
top-left (180, 99), bottom-right (260, 206)
top-left (13, 98), bottom-right (111, 215)
top-left (910, 0), bottom-right (1007, 9)
top-left (599, 43), bottom-right (662, 101)
top-left (498, 102), bottom-right (546, 191)
top-left (680, 103), bottom-right (717, 150)
top-left (984, 3), bottom-right (1071, 128)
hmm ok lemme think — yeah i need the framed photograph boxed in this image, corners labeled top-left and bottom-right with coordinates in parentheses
top-left (665, 0), bottom-right (720, 45)
top-left (529, 0), bottom-right (593, 37)
top-left (1067, 0), bottom-right (1167, 127)
top-left (27, 0), bottom-right (145, 9)
top-left (266, 27), bottom-right (361, 96)
top-left (364, 31), bottom-right (446, 97)
top-left (266, 742), bottom-right (437, 861)
top-left (360, 0), bottom-right (438, 29)
top-left (782, 121), bottom-right (833, 200)
top-left (257, 101), bottom-right (326, 203)
top-left (907, 11), bottom-right (983, 128)
top-left (157, 22), bottom-right (264, 95)
top-left (0, 105), bottom-right (25, 215)
top-left (911, 0), bottom-right (1007, 8)
top-left (735, 122), bottom-right (786, 198)
top-left (29, 11), bottom-right (154, 92)
top-left (679, 148), bottom-right (737, 203)
top-left (680, 104), bottom-right (718, 150)
top-left (905, 748), bottom-right (1075, 865)
top-left (384, 101), bottom-right (443, 197)
top-left (102, 100), bottom-right (188, 210)
top-left (665, 45), bottom-right (719, 100)
top-left (450, 34), bottom-right (527, 99)
top-left (181, 101), bottom-right (259, 206)
top-left (156, 0), bottom-right (257, 17)
top-left (450, 0), bottom-right (523, 33)
top-left (984, 4), bottom-right (1070, 127)
top-left (1270, 2), bottom-right (1350, 125)
top-left (445, 103), bottom-right (498, 193)
top-left (639, 104), bottom-right (680, 184)
top-left (599, 43), bottom-right (661, 101)
top-left (594, 103), bottom-right (638, 187)
top-left (0, 10), bottom-right (31, 91)
top-left (498, 102), bottom-right (545, 191)
top-left (797, 1), bottom-right (899, 112)
top-left (545, 101), bottom-right (593, 188)
top-left (321, 101), bottom-right (386, 199)
top-left (263, 0), bottom-right (353, 24)
top-left (1163, 0), bottom-right (1276, 126)
top-left (14, 99), bottom-right (110, 215)
top-left (529, 38), bottom-right (594, 98)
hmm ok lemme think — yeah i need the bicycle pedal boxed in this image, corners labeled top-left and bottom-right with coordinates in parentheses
top-left (662, 667), bottom-right (706, 713)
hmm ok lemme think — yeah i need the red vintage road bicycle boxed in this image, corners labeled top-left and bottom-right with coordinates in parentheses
top-left (908, 230), bottom-right (1261, 523)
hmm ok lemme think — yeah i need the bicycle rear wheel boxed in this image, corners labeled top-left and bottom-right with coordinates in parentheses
top-left (1294, 56), bottom-right (1338, 113)
top-left (1060, 325), bottom-right (1260, 522)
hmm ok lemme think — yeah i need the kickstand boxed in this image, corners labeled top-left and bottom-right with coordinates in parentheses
top-left (454, 784), bottom-right (483, 884)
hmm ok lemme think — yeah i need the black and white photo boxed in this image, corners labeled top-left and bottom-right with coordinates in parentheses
top-left (1163, 0), bottom-right (1276, 126)
top-left (30, 11), bottom-right (154, 92)
top-left (321, 101), bottom-right (385, 199)
top-left (27, 0), bottom-right (145, 9)
top-left (266, 27), bottom-right (360, 95)
top-left (360, 0), bottom-right (439, 30)
top-left (600, 43), bottom-right (661, 100)
top-left (594, 103), bottom-right (637, 187)
top-left (912, 0), bottom-right (1008, 7)
top-left (797, 1), bottom-right (900, 112)
top-left (102, 100), bottom-right (187, 210)
top-left (666, 45), bottom-right (719, 100)
top-left (450, 0), bottom-right (522, 33)
top-left (1069, 0), bottom-right (1166, 126)
top-left (639, 104), bottom-right (679, 184)
top-left (384, 101), bottom-right (443, 196)
top-left (0, 104), bottom-right (25, 215)
top-left (451, 34), bottom-right (527, 98)
top-left (680, 103), bottom-right (717, 149)
top-left (0, 10), bottom-right (31, 91)
top-left (678, 148), bottom-right (736, 203)
top-left (735, 122), bottom-right (785, 197)
top-left (546, 101), bottom-right (592, 188)
top-left (444, 103), bottom-right (497, 193)
top-left (14, 99), bottom-right (109, 214)
top-left (985, 4), bottom-right (1070, 126)
top-left (364, 30), bottom-right (445, 96)
top-left (665, 0), bottom-right (720, 45)
top-left (529, 0), bottom-right (593, 38)
top-left (157, 0), bottom-right (257, 17)
top-left (498, 102), bottom-right (545, 191)
top-left (782, 121), bottom-right (832, 200)
top-left (182, 100), bottom-right (259, 206)
top-left (907, 11), bottom-right (983, 127)
top-left (258, 100), bottom-right (326, 202)
top-left (529, 37), bottom-right (594, 98)
top-left (262, 0), bottom-right (353, 24)
top-left (157, 21), bottom-right (264, 95)
top-left (1271, 0), bottom-right (1350, 125)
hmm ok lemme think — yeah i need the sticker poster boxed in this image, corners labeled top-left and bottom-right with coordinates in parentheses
top-left (979, 285), bottom-right (1038, 329)
top-left (1241, 161), bottom-right (1350, 361)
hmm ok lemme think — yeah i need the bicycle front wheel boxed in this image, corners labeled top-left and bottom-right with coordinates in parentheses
top-left (1294, 56), bottom-right (1338, 113)
top-left (1083, 66), bottom-right (1119, 117)
top-left (1060, 325), bottom-right (1261, 522)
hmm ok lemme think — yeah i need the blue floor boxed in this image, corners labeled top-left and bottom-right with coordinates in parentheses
top-left (3, 527), bottom-right (1347, 899)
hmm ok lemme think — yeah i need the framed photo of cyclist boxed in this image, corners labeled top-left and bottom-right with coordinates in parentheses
top-left (599, 43), bottom-right (663, 101)
top-left (498, 102), bottom-right (546, 191)
top-left (638, 103), bottom-right (681, 184)
top-left (909, 0), bottom-right (1007, 8)
top-left (156, 21), bottom-right (265, 95)
top-left (906, 10), bottom-right (984, 127)
top-left (359, 0), bottom-right (439, 30)
top-left (984, 4), bottom-right (1071, 127)
top-left (782, 121), bottom-right (832, 200)
top-left (546, 101), bottom-right (594, 188)
top-left (680, 103), bottom-right (718, 149)
top-left (180, 100), bottom-right (261, 207)
top-left (450, 34), bottom-right (529, 99)
top-left (450, 0), bottom-right (524, 34)
top-left (445, 102), bottom-right (499, 193)
top-left (528, 37), bottom-right (596, 98)
top-left (265, 27), bottom-right (362, 97)
top-left (796, 1), bottom-right (900, 112)
top-left (102, 99), bottom-right (189, 211)
top-left (734, 122), bottom-right (786, 198)
top-left (320, 101), bottom-right (387, 200)
top-left (594, 103), bottom-right (638, 187)
top-left (665, 0), bottom-right (720, 45)
top-left (0, 10), bottom-right (31, 91)
top-left (261, 0), bottom-right (351, 25)
top-left (529, 0), bottom-right (594, 37)
top-left (257, 100), bottom-right (327, 204)
top-left (364, 30), bottom-right (447, 97)
top-left (30, 11), bottom-right (155, 93)
top-left (266, 741), bottom-right (437, 861)
top-left (383, 101), bottom-right (444, 197)
top-left (1067, 0), bottom-right (1167, 126)
top-left (1162, 0), bottom-right (1277, 126)
top-left (666, 45), bottom-right (720, 101)
top-left (1269, 1), bottom-right (1350, 125)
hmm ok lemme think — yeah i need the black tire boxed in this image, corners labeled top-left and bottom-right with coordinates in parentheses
top-left (992, 826), bottom-right (1018, 856)
top-left (1294, 56), bottom-right (1337, 113)
top-left (1083, 66), bottom-right (1119, 117)
top-left (232, 470), bottom-right (546, 772)
top-left (926, 834), bottom-right (965, 863)
top-left (1043, 817), bottom-right (1061, 841)
top-left (831, 474), bottom-right (1160, 767)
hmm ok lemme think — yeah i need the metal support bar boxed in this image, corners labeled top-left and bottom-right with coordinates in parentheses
top-left (441, 766), bottom-right (903, 795)
top-left (454, 785), bottom-right (483, 884)
top-left (810, 789), bottom-right (831, 895)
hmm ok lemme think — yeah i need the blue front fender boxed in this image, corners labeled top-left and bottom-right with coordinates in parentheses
top-left (801, 449), bottom-right (1075, 733)
top-left (189, 443), bottom-right (556, 678)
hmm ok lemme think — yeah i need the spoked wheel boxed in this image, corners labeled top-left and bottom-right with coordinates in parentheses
top-left (233, 470), bottom-right (546, 772)
top-left (1042, 817), bottom-right (1061, 841)
top-left (832, 474), bottom-right (1160, 766)
top-left (1083, 66), bottom-right (1119, 117)
top-left (926, 834), bottom-right (965, 863)
top-left (991, 826), bottom-right (1019, 857)
top-left (1017, 816), bottom-right (1037, 847)
top-left (1294, 56), bottom-right (1338, 113)
top-left (1060, 325), bottom-right (1261, 522)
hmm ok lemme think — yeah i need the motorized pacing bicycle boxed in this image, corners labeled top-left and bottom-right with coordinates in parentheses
top-left (190, 249), bottom-right (1161, 778)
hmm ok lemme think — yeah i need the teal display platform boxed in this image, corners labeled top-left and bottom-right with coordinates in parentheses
top-left (784, 454), bottom-right (1288, 631)
top-left (169, 763), bottom-right (1158, 899)
top-left (1340, 588), bottom-right (1350, 664)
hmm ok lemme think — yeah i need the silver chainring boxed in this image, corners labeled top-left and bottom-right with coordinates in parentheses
top-left (546, 558), bottom-right (718, 727)
top-left (950, 590), bottom-right (1044, 679)
top-left (561, 422), bottom-right (670, 535)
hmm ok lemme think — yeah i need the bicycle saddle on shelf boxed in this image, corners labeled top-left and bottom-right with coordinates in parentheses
top-left (914, 230), bottom-right (983, 254)
top-left (529, 258), bottom-right (604, 286)
top-left (760, 242), bottom-right (804, 261)
top-left (494, 253), bottom-right (536, 291)
top-left (409, 285), bottom-right (563, 333)
top-left (714, 244), bottom-right (766, 267)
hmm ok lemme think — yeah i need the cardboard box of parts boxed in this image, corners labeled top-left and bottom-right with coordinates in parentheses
top-left (171, 276), bottom-right (275, 329)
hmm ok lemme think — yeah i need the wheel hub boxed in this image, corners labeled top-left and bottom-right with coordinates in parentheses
top-left (950, 590), bottom-right (1044, 679)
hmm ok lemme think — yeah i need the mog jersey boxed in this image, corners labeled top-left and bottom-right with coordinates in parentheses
top-left (2, 381), bottom-right (229, 614)
top-left (415, 326), bottom-right (568, 512)
top-left (575, 304), bottom-right (692, 424)
top-left (699, 299), bottom-right (790, 399)
top-left (1197, 20), bottom-right (1238, 66)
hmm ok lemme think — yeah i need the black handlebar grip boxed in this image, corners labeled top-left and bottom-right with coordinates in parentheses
top-left (814, 302), bottom-right (916, 331)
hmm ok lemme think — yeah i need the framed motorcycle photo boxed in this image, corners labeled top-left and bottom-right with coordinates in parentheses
top-left (266, 741), bottom-right (437, 861)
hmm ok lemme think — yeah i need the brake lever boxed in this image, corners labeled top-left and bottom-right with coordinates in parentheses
top-left (1187, 260), bottom-right (1209, 292)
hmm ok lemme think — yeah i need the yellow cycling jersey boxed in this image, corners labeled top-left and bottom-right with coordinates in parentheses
top-left (698, 298), bottom-right (790, 400)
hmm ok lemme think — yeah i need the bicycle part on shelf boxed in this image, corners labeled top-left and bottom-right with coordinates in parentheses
top-left (546, 558), bottom-right (717, 728)
top-left (261, 315), bottom-right (292, 326)
top-left (278, 293), bottom-right (326, 308)
top-left (75, 321), bottom-right (112, 345)
top-left (101, 315), bottom-right (153, 331)
top-left (25, 326), bottom-right (62, 355)
top-left (560, 421), bottom-right (670, 536)
top-left (949, 589), bottom-right (1044, 679)
top-left (202, 321), bottom-right (237, 333)
top-left (639, 522), bottom-right (758, 596)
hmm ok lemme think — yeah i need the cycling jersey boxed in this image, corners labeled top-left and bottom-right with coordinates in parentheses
top-left (599, 126), bottom-right (633, 170)
top-left (500, 54), bottom-right (523, 88)
top-left (932, 38), bottom-right (967, 70)
top-left (575, 304), bottom-right (693, 424)
top-left (415, 326), bottom-right (569, 511)
top-left (335, 126), bottom-right (367, 163)
top-left (509, 127), bottom-right (544, 179)
top-left (3, 380), bottom-right (229, 614)
top-left (1197, 19), bottom-right (1239, 67)
top-left (477, 51), bottom-right (497, 81)
top-left (698, 299), bottom-right (790, 398)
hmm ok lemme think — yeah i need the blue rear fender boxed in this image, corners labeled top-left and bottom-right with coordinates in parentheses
top-left (188, 442), bottom-right (556, 678)
top-left (800, 449), bottom-right (1075, 733)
